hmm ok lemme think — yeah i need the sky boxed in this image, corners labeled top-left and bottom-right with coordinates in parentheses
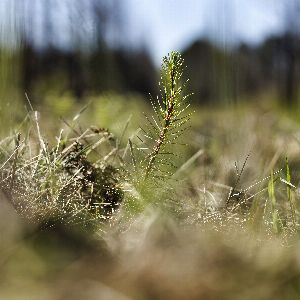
top-left (125, 0), bottom-right (285, 63)
top-left (0, 0), bottom-right (288, 64)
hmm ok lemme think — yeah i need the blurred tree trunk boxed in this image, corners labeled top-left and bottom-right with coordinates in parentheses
top-left (283, 35), bottom-right (297, 105)
top-left (280, 0), bottom-right (300, 106)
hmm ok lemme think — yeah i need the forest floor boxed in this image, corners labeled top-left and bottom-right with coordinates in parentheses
top-left (1, 96), bottom-right (300, 299)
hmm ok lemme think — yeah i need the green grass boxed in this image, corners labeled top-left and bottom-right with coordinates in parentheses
top-left (2, 52), bottom-right (300, 299)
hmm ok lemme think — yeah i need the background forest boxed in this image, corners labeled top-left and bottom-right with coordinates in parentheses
top-left (1, 0), bottom-right (300, 110)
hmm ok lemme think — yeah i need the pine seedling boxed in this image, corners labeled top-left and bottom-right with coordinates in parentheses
top-left (139, 51), bottom-right (192, 182)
